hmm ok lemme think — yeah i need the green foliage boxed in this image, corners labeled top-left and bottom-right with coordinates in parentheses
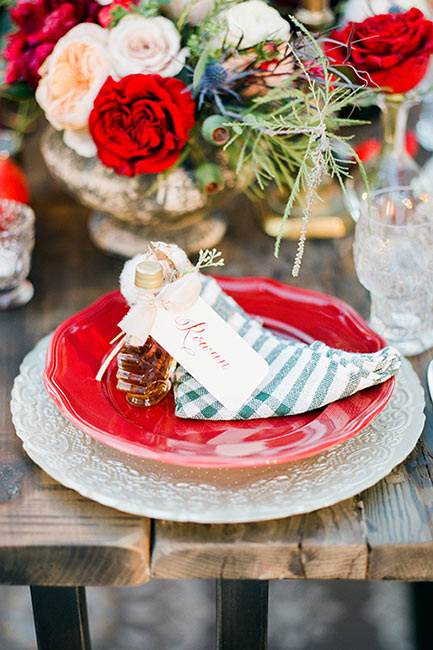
top-left (136, 0), bottom-right (169, 16)
top-left (0, 81), bottom-right (33, 101)
top-left (219, 33), bottom-right (370, 273)
top-left (185, 10), bottom-right (226, 65)
top-left (186, 33), bottom-right (202, 60)
top-left (0, 5), bottom-right (11, 42)
top-left (254, 41), bottom-right (282, 61)
top-left (193, 48), bottom-right (209, 89)
top-left (175, 248), bottom-right (224, 282)
top-left (184, 12), bottom-right (370, 274)
top-left (107, 6), bottom-right (132, 26)
top-left (195, 248), bottom-right (225, 270)
top-left (0, 4), bottom-right (11, 65)
top-left (108, 0), bottom-right (169, 27)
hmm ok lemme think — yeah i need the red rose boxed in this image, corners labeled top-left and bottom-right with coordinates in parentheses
top-left (326, 8), bottom-right (433, 94)
top-left (89, 74), bottom-right (196, 177)
top-left (4, 0), bottom-right (100, 89)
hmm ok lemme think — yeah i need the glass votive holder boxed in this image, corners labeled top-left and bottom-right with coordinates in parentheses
top-left (354, 187), bottom-right (433, 356)
top-left (0, 199), bottom-right (35, 310)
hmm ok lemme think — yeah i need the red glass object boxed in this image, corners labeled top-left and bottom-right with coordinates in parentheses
top-left (44, 277), bottom-right (395, 468)
top-left (0, 158), bottom-right (30, 204)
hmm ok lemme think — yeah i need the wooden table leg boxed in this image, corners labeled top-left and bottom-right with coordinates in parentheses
top-left (412, 582), bottom-right (433, 650)
top-left (30, 586), bottom-right (92, 650)
top-left (216, 579), bottom-right (268, 650)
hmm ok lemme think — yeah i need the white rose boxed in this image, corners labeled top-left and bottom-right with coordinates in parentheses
top-left (223, 0), bottom-right (291, 50)
top-left (109, 15), bottom-right (188, 78)
top-left (165, 0), bottom-right (215, 26)
top-left (96, 0), bottom-right (112, 5)
top-left (36, 24), bottom-right (111, 132)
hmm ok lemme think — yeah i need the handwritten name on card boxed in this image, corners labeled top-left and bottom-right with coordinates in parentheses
top-left (151, 297), bottom-right (269, 411)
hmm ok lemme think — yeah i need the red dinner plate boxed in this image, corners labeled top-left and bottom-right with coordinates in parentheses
top-left (44, 276), bottom-right (395, 468)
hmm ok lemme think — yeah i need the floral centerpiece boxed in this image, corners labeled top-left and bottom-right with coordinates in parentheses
top-left (2, 0), bottom-right (367, 272)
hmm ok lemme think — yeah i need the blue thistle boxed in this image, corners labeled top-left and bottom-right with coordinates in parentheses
top-left (200, 64), bottom-right (228, 91)
top-left (193, 61), bottom-right (254, 114)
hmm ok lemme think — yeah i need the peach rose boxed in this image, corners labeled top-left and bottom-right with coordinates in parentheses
top-left (35, 23), bottom-right (111, 132)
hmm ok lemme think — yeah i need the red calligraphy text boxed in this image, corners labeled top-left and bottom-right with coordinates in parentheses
top-left (175, 317), bottom-right (230, 369)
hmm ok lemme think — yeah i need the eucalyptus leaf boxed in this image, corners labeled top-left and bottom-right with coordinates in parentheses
top-left (193, 49), bottom-right (209, 89)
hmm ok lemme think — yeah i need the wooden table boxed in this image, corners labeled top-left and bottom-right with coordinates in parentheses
top-left (1, 136), bottom-right (433, 650)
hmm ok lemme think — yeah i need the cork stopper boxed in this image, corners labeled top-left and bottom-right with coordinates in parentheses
top-left (134, 261), bottom-right (164, 290)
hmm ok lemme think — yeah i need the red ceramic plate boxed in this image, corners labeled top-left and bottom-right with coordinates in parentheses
top-left (44, 276), bottom-right (394, 468)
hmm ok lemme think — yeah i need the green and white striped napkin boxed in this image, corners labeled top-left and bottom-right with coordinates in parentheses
top-left (173, 276), bottom-right (401, 421)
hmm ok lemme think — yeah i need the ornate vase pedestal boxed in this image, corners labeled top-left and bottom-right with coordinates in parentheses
top-left (41, 128), bottom-right (229, 258)
top-left (86, 209), bottom-right (227, 259)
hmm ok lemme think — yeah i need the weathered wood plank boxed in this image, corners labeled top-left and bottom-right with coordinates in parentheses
top-left (0, 467), bottom-right (151, 585)
top-left (152, 519), bottom-right (302, 580)
top-left (298, 498), bottom-right (368, 579)
top-left (152, 498), bottom-right (368, 580)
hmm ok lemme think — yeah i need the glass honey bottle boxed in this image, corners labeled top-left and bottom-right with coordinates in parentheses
top-left (116, 261), bottom-right (177, 407)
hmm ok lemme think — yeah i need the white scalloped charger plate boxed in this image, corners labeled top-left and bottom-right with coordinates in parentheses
top-left (11, 336), bottom-right (425, 523)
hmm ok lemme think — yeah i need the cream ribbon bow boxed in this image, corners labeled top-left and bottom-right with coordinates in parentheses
top-left (118, 272), bottom-right (202, 345)
top-left (96, 272), bottom-right (201, 382)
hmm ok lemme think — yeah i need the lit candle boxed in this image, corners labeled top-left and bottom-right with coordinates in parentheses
top-left (304, 0), bottom-right (329, 9)
top-left (295, 0), bottom-right (334, 28)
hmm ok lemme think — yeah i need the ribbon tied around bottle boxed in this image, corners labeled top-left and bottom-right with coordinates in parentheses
top-left (96, 272), bottom-right (202, 382)
top-left (118, 272), bottom-right (202, 345)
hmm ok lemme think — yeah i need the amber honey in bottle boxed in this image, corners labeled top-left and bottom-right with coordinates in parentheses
top-left (116, 261), bottom-right (177, 407)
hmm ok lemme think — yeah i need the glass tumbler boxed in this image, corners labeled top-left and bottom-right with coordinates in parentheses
top-left (354, 188), bottom-right (433, 356)
top-left (0, 200), bottom-right (35, 310)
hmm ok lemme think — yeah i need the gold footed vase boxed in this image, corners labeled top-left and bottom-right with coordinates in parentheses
top-left (40, 127), bottom-right (231, 257)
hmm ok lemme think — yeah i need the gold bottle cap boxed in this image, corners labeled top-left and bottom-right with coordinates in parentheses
top-left (134, 261), bottom-right (164, 290)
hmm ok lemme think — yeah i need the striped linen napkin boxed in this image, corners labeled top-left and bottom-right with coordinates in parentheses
top-left (173, 276), bottom-right (401, 421)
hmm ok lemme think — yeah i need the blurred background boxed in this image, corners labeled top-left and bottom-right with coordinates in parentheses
top-left (0, 581), bottom-right (416, 650)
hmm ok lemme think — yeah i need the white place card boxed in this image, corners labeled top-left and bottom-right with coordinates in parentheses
top-left (151, 297), bottom-right (270, 411)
